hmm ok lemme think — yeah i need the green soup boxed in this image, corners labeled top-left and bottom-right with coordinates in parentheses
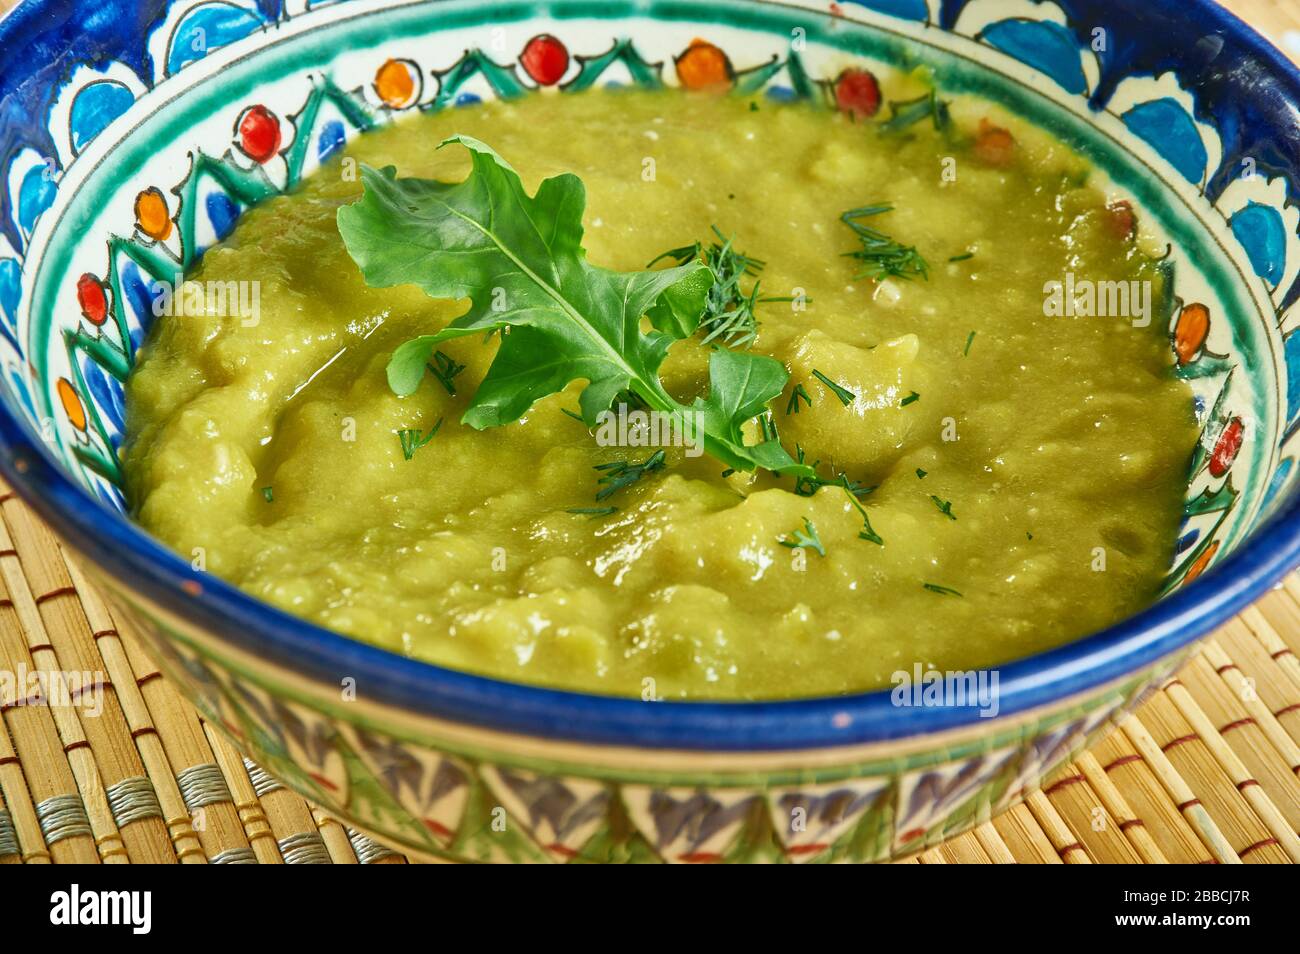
top-left (123, 89), bottom-right (1198, 700)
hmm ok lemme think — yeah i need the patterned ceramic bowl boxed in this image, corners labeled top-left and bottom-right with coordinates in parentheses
top-left (2, 0), bottom-right (1300, 863)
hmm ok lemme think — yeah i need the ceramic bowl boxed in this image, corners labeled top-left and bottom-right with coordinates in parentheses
top-left (2, 0), bottom-right (1300, 863)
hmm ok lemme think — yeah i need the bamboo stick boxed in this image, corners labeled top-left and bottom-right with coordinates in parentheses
top-left (1091, 730), bottom-right (1212, 863)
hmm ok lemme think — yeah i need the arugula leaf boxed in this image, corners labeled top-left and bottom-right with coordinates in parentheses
top-left (338, 136), bottom-right (810, 478)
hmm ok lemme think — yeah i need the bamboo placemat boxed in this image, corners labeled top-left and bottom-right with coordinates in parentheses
top-left (0, 0), bottom-right (1297, 865)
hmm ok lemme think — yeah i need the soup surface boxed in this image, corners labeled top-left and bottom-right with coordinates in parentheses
top-left (124, 89), bottom-right (1198, 699)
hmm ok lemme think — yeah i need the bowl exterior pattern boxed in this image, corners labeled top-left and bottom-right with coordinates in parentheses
top-left (0, 0), bottom-right (1297, 861)
top-left (106, 576), bottom-right (1185, 862)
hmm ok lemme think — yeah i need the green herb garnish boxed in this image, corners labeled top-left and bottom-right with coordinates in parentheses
top-left (948, 252), bottom-right (975, 263)
top-left (594, 449), bottom-right (666, 501)
top-left (427, 350), bottom-right (466, 395)
top-left (338, 137), bottom-right (813, 482)
top-left (648, 226), bottom-right (796, 349)
top-left (879, 90), bottom-right (952, 135)
top-left (561, 407), bottom-right (585, 424)
top-left (930, 495), bottom-right (956, 521)
top-left (811, 369), bottom-right (857, 407)
top-left (260, 486), bottom-right (273, 503)
top-left (790, 445), bottom-right (875, 499)
top-left (964, 331), bottom-right (976, 356)
top-left (900, 390), bottom-right (920, 407)
top-left (923, 583), bottom-right (962, 596)
top-left (916, 468), bottom-right (927, 479)
top-left (840, 205), bottom-right (929, 283)
top-left (397, 417), bottom-right (444, 460)
top-left (567, 506), bottom-right (618, 518)
top-left (857, 513), bottom-right (884, 546)
top-left (838, 477), bottom-right (883, 545)
top-left (779, 517), bottom-right (825, 556)
top-left (786, 383), bottom-right (812, 414)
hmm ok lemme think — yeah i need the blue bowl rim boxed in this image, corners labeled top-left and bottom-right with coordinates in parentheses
top-left (2, 0), bottom-right (1300, 752)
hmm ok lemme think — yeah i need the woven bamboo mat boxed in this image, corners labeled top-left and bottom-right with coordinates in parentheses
top-left (0, 0), bottom-right (1298, 865)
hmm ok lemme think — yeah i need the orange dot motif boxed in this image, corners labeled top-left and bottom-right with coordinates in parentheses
top-left (675, 39), bottom-right (732, 91)
top-left (374, 58), bottom-right (420, 109)
top-left (1182, 541), bottom-right (1220, 586)
top-left (1174, 303), bottom-right (1210, 366)
top-left (134, 187), bottom-right (172, 241)
top-left (56, 377), bottom-right (86, 432)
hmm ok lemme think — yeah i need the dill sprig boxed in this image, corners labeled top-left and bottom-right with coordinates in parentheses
top-left (811, 368), bottom-right (857, 407)
top-left (834, 475), bottom-right (883, 545)
top-left (786, 383), bottom-right (812, 415)
top-left (779, 517), bottom-right (825, 556)
top-left (649, 226), bottom-right (796, 349)
top-left (964, 331), bottom-right (976, 356)
top-left (879, 89), bottom-right (952, 135)
top-left (397, 417), bottom-right (444, 460)
top-left (426, 351), bottom-right (466, 395)
top-left (923, 582), bottom-right (963, 596)
top-left (783, 452), bottom-right (882, 544)
top-left (930, 495), bottom-right (956, 521)
top-left (900, 391), bottom-right (920, 407)
top-left (567, 506), bottom-right (618, 518)
top-left (791, 445), bottom-right (876, 499)
top-left (841, 205), bottom-right (929, 283)
top-left (594, 449), bottom-right (667, 501)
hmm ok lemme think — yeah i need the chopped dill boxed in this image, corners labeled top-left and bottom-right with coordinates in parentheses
top-left (426, 350), bottom-right (466, 396)
top-left (964, 331), bottom-right (976, 356)
top-left (811, 369), bottom-right (857, 407)
top-left (879, 89), bottom-right (952, 135)
top-left (791, 445), bottom-right (876, 499)
top-left (840, 204), bottom-right (929, 283)
top-left (948, 251), bottom-right (975, 263)
top-left (760, 412), bottom-right (781, 443)
top-left (930, 495), bottom-right (956, 521)
top-left (923, 582), bottom-right (963, 596)
top-left (648, 226), bottom-right (796, 349)
top-left (567, 506), bottom-right (618, 518)
top-left (837, 476), bottom-right (884, 545)
top-left (594, 449), bottom-right (667, 501)
top-left (786, 382), bottom-right (813, 414)
top-left (900, 391), bottom-right (920, 407)
top-left (916, 468), bottom-right (928, 479)
top-left (260, 486), bottom-right (273, 503)
top-left (857, 512), bottom-right (884, 546)
top-left (397, 417), bottom-right (444, 460)
top-left (779, 517), bottom-right (825, 556)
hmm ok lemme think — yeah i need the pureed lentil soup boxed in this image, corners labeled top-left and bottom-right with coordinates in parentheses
top-left (123, 88), bottom-right (1198, 699)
